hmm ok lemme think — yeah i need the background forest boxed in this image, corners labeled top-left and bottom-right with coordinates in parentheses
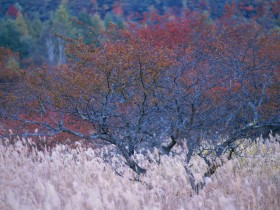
top-left (0, 0), bottom-right (279, 66)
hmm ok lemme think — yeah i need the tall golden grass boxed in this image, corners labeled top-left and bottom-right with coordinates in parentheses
top-left (1, 135), bottom-right (279, 210)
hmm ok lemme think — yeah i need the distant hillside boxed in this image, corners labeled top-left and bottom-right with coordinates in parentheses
top-left (0, 0), bottom-right (279, 66)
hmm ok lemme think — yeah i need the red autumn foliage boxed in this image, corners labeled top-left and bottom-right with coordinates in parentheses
top-left (1, 10), bottom-right (279, 152)
top-left (113, 4), bottom-right (124, 16)
top-left (6, 5), bottom-right (19, 18)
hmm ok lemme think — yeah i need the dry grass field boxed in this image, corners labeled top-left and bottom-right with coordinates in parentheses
top-left (1, 135), bottom-right (279, 210)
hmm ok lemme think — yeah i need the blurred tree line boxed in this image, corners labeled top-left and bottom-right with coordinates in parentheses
top-left (0, 0), bottom-right (125, 66)
top-left (0, 0), bottom-right (279, 66)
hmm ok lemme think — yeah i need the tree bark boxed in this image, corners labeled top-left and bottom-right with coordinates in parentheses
top-left (118, 144), bottom-right (146, 175)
